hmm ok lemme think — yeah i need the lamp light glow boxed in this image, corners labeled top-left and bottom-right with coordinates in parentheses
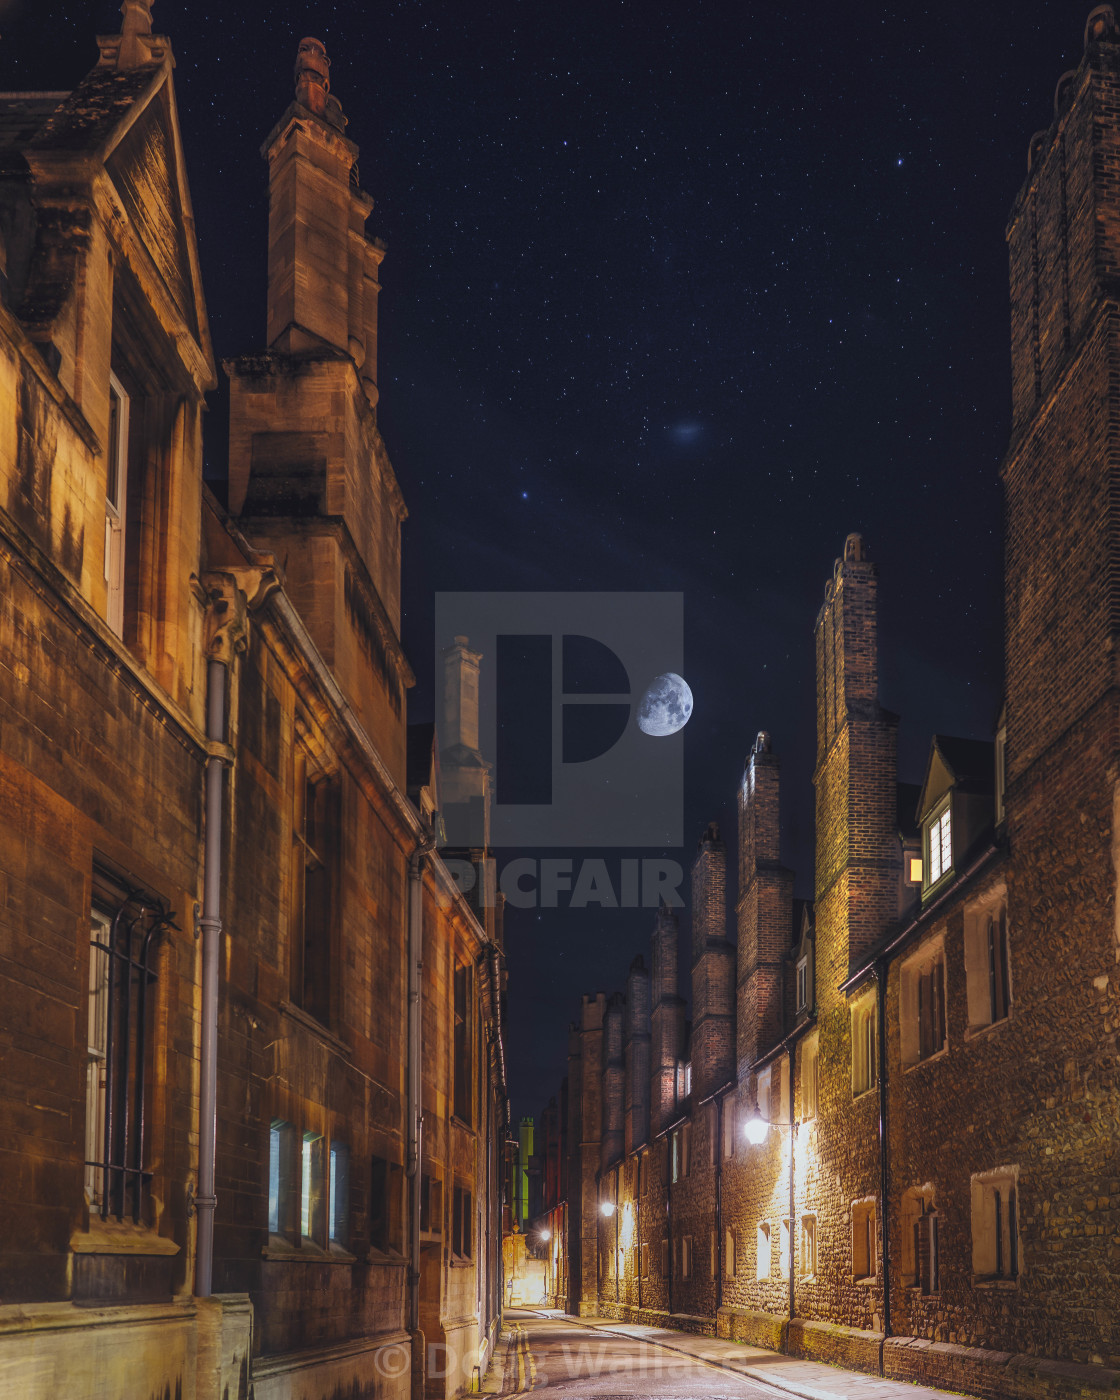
top-left (600, 1201), bottom-right (615, 1217)
top-left (540, 1228), bottom-right (551, 1241)
top-left (743, 1113), bottom-right (769, 1145)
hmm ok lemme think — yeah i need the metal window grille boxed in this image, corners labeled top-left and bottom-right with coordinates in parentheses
top-left (86, 889), bottom-right (174, 1222)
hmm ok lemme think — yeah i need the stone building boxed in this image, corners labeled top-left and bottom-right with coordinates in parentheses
top-left (0, 9), bottom-right (506, 1400)
top-left (540, 11), bottom-right (1120, 1398)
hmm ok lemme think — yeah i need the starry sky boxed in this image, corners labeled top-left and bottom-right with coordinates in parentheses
top-left (4, 1), bottom-right (1089, 1122)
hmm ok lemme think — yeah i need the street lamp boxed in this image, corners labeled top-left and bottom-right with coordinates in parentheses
top-left (540, 1228), bottom-right (551, 1241)
top-left (743, 1106), bottom-right (769, 1145)
top-left (599, 1201), bottom-right (615, 1217)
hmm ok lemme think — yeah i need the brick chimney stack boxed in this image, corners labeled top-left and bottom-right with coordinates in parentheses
top-left (600, 993), bottom-right (625, 1172)
top-left (689, 823), bottom-right (735, 1100)
top-left (649, 901), bottom-right (685, 1136)
top-left (736, 731), bottom-right (793, 1078)
top-left (623, 955), bottom-right (651, 1153)
top-left (814, 533), bottom-right (899, 983)
top-left (573, 993), bottom-right (605, 1315)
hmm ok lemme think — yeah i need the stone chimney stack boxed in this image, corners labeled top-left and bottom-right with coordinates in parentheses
top-left (600, 993), bottom-right (625, 1172)
top-left (623, 955), bottom-right (651, 1153)
top-left (814, 534), bottom-right (899, 979)
top-left (737, 732), bottom-right (794, 1078)
top-left (263, 38), bottom-right (384, 402)
top-left (690, 823), bottom-right (735, 1100)
top-left (649, 901), bottom-right (685, 1136)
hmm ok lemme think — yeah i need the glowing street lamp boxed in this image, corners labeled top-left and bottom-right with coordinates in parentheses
top-left (540, 1228), bottom-right (551, 1241)
top-left (599, 1200), bottom-right (615, 1217)
top-left (743, 1107), bottom-right (769, 1145)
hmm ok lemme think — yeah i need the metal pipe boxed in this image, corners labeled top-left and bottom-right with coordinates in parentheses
top-left (876, 961), bottom-right (891, 1339)
top-left (714, 1099), bottom-right (722, 1313)
top-left (788, 1045), bottom-right (796, 1324)
top-left (196, 657), bottom-right (227, 1297)
top-left (407, 835), bottom-right (434, 1336)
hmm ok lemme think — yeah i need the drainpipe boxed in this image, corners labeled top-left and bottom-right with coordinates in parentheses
top-left (876, 960), bottom-right (892, 1341)
top-left (196, 656), bottom-right (226, 1297)
top-left (666, 1150), bottom-right (673, 1319)
top-left (714, 1100), bottom-right (722, 1315)
top-left (407, 833), bottom-right (435, 1391)
top-left (788, 1044), bottom-right (796, 1325)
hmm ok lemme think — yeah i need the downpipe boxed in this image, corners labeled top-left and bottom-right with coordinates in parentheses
top-left (876, 960), bottom-right (892, 1345)
top-left (407, 833), bottom-right (435, 1398)
top-left (196, 657), bottom-right (227, 1297)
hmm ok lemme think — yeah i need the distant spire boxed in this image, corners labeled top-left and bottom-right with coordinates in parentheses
top-left (116, 0), bottom-right (154, 68)
top-left (294, 37), bottom-right (347, 130)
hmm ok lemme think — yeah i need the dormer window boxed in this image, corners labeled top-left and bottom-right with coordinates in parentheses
top-left (796, 957), bottom-right (809, 1012)
top-left (925, 801), bottom-right (952, 889)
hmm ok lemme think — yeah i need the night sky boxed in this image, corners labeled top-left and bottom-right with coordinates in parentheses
top-left (5, 2), bottom-right (1087, 1122)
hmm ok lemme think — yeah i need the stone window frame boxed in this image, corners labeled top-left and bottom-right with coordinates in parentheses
top-left (779, 1218), bottom-right (791, 1279)
top-left (852, 1196), bottom-right (878, 1282)
top-left (756, 1221), bottom-right (772, 1279)
top-left (641, 1241), bottom-right (650, 1278)
top-left (800, 1214), bottom-right (818, 1279)
top-left (850, 988), bottom-right (878, 1098)
top-left (268, 1118), bottom-right (296, 1243)
top-left (899, 931), bottom-right (949, 1070)
top-left (724, 1227), bottom-right (736, 1278)
top-left (796, 955), bottom-right (809, 1013)
top-left (680, 1233), bottom-right (694, 1279)
top-left (103, 370), bottom-right (130, 637)
top-left (901, 1184), bottom-right (939, 1294)
top-left (963, 884), bottom-right (1013, 1039)
top-left (923, 796), bottom-right (953, 893)
top-left (801, 1032), bottom-right (819, 1123)
top-left (970, 1165), bottom-right (1021, 1287)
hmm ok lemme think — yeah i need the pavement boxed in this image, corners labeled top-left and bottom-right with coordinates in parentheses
top-left (482, 1309), bottom-right (969, 1400)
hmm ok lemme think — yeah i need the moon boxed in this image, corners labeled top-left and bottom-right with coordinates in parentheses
top-left (637, 672), bottom-right (693, 737)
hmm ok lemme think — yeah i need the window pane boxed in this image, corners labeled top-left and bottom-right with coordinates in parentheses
top-left (269, 1125), bottom-right (281, 1233)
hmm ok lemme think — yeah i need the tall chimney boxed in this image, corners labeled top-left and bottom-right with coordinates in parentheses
top-left (649, 902), bottom-right (685, 1136)
top-left (624, 955), bottom-right (651, 1153)
top-left (690, 823), bottom-right (735, 1100)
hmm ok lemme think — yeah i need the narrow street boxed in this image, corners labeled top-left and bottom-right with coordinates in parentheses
top-left (490, 1311), bottom-right (966, 1400)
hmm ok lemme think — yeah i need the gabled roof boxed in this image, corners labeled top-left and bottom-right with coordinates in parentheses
top-left (916, 734), bottom-right (996, 824)
top-left (16, 56), bottom-right (213, 386)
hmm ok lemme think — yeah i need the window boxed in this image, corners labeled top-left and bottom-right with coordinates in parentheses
top-left (329, 1141), bottom-right (349, 1246)
top-left (995, 723), bottom-right (1007, 825)
top-left (852, 1199), bottom-right (877, 1280)
top-left (721, 1097), bottom-right (736, 1158)
top-left (779, 1219), bottom-right (790, 1279)
top-left (900, 939), bottom-right (947, 1067)
top-left (724, 1228), bottom-right (736, 1278)
top-left (453, 961), bottom-right (473, 1124)
top-left (419, 1173), bottom-right (443, 1235)
top-left (292, 759), bottom-right (339, 1025)
top-left (801, 1037), bottom-right (819, 1122)
top-left (641, 1241), bottom-right (650, 1278)
top-left (756, 1222), bottom-right (771, 1279)
top-left (670, 1122), bottom-right (691, 1182)
top-left (680, 1234), bottom-right (693, 1279)
top-left (104, 373), bottom-right (130, 636)
top-left (800, 1216), bottom-right (817, 1277)
top-left (676, 1059), bottom-right (692, 1100)
top-left (453, 1184), bottom-right (473, 1259)
top-left (757, 1060), bottom-right (789, 1123)
top-left (925, 802), bottom-right (952, 888)
top-left (851, 998), bottom-right (877, 1096)
top-left (301, 1132), bottom-right (326, 1244)
top-left (84, 881), bottom-right (173, 1222)
top-left (660, 1237), bottom-right (669, 1278)
top-left (268, 1119), bottom-right (295, 1237)
top-left (796, 957), bottom-right (809, 1012)
top-left (902, 1189), bottom-right (939, 1293)
top-left (971, 1168), bottom-right (1019, 1281)
top-left (964, 895), bottom-right (1012, 1032)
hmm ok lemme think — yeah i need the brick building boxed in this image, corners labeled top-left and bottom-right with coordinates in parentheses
top-left (0, 9), bottom-right (507, 1400)
top-left (539, 11), bottom-right (1120, 1398)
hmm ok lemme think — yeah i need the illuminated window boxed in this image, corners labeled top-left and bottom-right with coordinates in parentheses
top-left (676, 1059), bottom-right (692, 1100)
top-left (268, 1119), bottom-right (294, 1237)
top-left (756, 1222), bottom-right (771, 1279)
top-left (964, 895), bottom-right (1012, 1031)
top-left (971, 1168), bottom-right (1019, 1282)
top-left (925, 803), bottom-right (952, 887)
top-left (796, 956), bottom-right (809, 1012)
top-left (801, 1037), bottom-right (819, 1122)
top-left (301, 1132), bottom-right (326, 1244)
top-left (853, 1199), bottom-right (877, 1280)
top-left (900, 939), bottom-right (947, 1067)
top-left (851, 998), bottom-right (877, 1096)
top-left (908, 856), bottom-right (923, 884)
top-left (800, 1215), bottom-right (817, 1277)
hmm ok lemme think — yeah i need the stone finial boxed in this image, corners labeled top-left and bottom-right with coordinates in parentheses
top-left (294, 37), bottom-right (347, 129)
top-left (753, 730), bottom-right (772, 755)
top-left (844, 532), bottom-right (867, 563)
top-left (1085, 4), bottom-right (1118, 48)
